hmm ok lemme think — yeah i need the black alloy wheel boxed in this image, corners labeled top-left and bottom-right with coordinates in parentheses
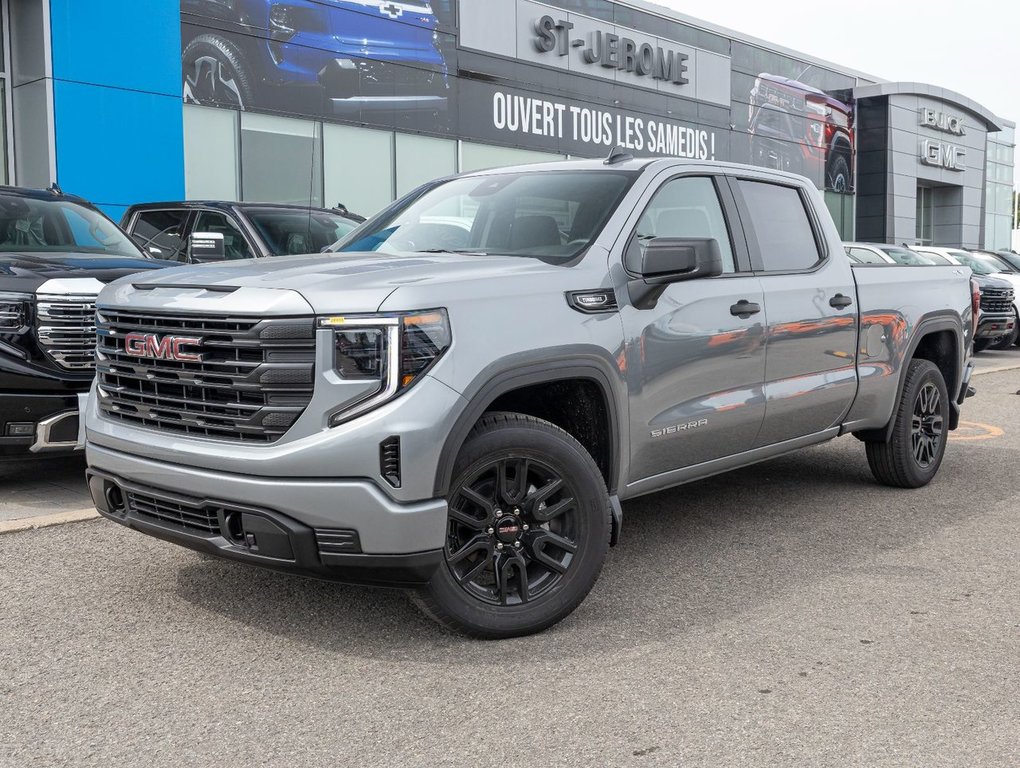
top-left (446, 455), bottom-right (580, 607)
top-left (865, 358), bottom-right (950, 488)
top-left (911, 382), bottom-right (944, 469)
top-left (415, 413), bottom-right (611, 638)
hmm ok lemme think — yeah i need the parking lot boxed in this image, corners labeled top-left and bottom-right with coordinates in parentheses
top-left (1, 359), bottom-right (1018, 767)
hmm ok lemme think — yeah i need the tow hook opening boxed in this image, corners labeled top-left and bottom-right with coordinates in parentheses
top-left (223, 510), bottom-right (295, 560)
top-left (104, 484), bottom-right (125, 516)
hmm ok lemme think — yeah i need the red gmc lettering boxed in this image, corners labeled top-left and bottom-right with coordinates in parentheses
top-left (124, 333), bottom-right (201, 362)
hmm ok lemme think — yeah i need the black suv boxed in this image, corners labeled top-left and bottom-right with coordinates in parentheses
top-left (0, 186), bottom-right (171, 459)
top-left (121, 202), bottom-right (363, 263)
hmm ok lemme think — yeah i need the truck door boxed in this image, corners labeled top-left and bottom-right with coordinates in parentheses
top-left (620, 175), bottom-right (767, 483)
top-left (728, 178), bottom-right (858, 446)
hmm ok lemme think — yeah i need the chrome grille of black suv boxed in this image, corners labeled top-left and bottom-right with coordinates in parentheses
top-left (95, 310), bottom-right (316, 443)
top-left (35, 295), bottom-right (98, 371)
top-left (980, 286), bottom-right (1014, 314)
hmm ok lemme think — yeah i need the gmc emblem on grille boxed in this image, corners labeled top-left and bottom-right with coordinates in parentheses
top-left (124, 333), bottom-right (202, 362)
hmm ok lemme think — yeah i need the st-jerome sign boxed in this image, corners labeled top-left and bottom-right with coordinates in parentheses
top-left (534, 15), bottom-right (690, 86)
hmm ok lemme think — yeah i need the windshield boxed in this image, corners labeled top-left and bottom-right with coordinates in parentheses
top-left (914, 249), bottom-right (950, 265)
top-left (995, 251), bottom-right (1020, 271)
top-left (336, 171), bottom-right (638, 264)
top-left (0, 193), bottom-right (142, 257)
top-left (246, 208), bottom-right (358, 256)
top-left (947, 250), bottom-right (998, 275)
top-left (879, 246), bottom-right (933, 265)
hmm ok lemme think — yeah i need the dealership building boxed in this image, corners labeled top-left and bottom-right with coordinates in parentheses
top-left (1, 0), bottom-right (1014, 249)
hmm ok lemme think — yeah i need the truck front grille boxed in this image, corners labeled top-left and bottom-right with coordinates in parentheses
top-left (35, 295), bottom-right (98, 371)
top-left (980, 286), bottom-right (1014, 314)
top-left (95, 310), bottom-right (316, 443)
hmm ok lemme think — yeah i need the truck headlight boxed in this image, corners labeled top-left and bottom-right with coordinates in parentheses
top-left (321, 309), bottom-right (451, 425)
top-left (0, 292), bottom-right (30, 333)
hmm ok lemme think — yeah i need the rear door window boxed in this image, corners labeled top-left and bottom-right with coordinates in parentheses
top-left (847, 247), bottom-right (886, 264)
top-left (130, 209), bottom-right (190, 261)
top-left (738, 181), bottom-right (822, 272)
top-left (193, 211), bottom-right (254, 261)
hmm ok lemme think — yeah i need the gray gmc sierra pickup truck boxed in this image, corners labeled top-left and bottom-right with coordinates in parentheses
top-left (85, 157), bottom-right (975, 637)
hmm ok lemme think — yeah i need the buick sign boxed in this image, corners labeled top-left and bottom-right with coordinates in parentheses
top-left (534, 16), bottom-right (690, 85)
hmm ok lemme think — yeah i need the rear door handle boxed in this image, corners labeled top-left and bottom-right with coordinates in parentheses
top-left (730, 299), bottom-right (761, 317)
top-left (829, 293), bottom-right (854, 309)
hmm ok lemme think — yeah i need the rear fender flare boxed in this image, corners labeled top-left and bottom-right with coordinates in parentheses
top-left (854, 313), bottom-right (965, 442)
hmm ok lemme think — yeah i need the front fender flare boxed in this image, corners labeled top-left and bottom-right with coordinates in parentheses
top-left (432, 348), bottom-right (626, 500)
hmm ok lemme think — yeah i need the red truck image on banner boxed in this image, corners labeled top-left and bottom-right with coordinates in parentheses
top-left (748, 73), bottom-right (854, 193)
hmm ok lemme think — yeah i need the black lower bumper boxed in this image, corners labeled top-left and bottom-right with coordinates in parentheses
top-left (976, 313), bottom-right (1015, 339)
top-left (87, 469), bottom-right (443, 588)
top-left (0, 391), bottom-right (83, 459)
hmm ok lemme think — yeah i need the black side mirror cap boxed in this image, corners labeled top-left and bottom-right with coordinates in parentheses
top-left (628, 237), bottom-right (724, 309)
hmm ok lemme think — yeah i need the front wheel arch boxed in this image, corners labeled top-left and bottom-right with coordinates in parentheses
top-left (432, 355), bottom-right (624, 499)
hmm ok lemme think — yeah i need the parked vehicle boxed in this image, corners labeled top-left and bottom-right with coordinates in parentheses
top-left (748, 74), bottom-right (854, 192)
top-left (181, 0), bottom-right (449, 116)
top-left (86, 158), bottom-right (975, 638)
top-left (121, 202), bottom-right (362, 263)
top-left (0, 186), bottom-right (171, 460)
top-left (911, 246), bottom-right (1020, 350)
top-left (845, 242), bottom-right (935, 266)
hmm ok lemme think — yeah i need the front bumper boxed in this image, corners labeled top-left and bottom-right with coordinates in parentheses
top-left (976, 313), bottom-right (1015, 339)
top-left (86, 446), bottom-right (446, 587)
top-left (0, 391), bottom-right (88, 459)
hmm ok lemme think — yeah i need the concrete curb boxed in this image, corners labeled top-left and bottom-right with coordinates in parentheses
top-left (973, 362), bottom-right (1020, 376)
top-left (0, 508), bottom-right (99, 535)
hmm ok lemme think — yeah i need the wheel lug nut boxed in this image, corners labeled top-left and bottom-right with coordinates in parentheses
top-left (487, 527), bottom-right (494, 535)
top-left (495, 509), bottom-right (503, 518)
top-left (513, 541), bottom-right (521, 549)
top-left (496, 543), bottom-right (504, 550)
top-left (522, 524), bottom-right (529, 531)
top-left (513, 508), bottom-right (521, 516)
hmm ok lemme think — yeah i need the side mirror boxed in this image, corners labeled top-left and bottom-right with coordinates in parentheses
top-left (188, 232), bottom-right (225, 263)
top-left (639, 237), bottom-right (723, 281)
top-left (629, 237), bottom-right (723, 309)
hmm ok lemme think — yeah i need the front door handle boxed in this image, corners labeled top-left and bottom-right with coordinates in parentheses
top-left (730, 299), bottom-right (761, 318)
top-left (829, 293), bottom-right (854, 309)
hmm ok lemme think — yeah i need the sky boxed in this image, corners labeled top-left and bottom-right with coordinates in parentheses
top-left (653, 0), bottom-right (1017, 163)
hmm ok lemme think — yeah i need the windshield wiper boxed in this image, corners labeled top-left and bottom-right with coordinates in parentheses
top-left (416, 248), bottom-right (488, 255)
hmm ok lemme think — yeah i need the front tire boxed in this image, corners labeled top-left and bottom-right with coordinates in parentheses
top-left (865, 359), bottom-right (949, 488)
top-left (182, 34), bottom-right (253, 109)
top-left (827, 151), bottom-right (851, 193)
top-left (415, 412), bottom-right (611, 638)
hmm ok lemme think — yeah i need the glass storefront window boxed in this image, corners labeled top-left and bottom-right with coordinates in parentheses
top-left (241, 113), bottom-right (323, 207)
top-left (323, 124), bottom-right (394, 219)
top-left (395, 134), bottom-right (457, 198)
top-left (916, 187), bottom-right (933, 245)
top-left (184, 104), bottom-right (239, 200)
top-left (824, 191), bottom-right (855, 241)
top-left (460, 143), bottom-right (565, 173)
top-left (0, 80), bottom-right (7, 185)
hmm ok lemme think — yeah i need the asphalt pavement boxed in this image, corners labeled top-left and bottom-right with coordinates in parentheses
top-left (0, 367), bottom-right (1018, 767)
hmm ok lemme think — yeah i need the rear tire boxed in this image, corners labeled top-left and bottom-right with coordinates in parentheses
top-left (414, 412), bottom-right (611, 638)
top-left (865, 359), bottom-right (949, 488)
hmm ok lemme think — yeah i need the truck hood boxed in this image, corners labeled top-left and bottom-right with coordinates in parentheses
top-left (109, 251), bottom-right (569, 314)
top-left (0, 251), bottom-right (170, 292)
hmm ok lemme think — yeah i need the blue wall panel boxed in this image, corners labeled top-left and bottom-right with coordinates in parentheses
top-left (49, 0), bottom-right (181, 97)
top-left (49, 0), bottom-right (184, 216)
